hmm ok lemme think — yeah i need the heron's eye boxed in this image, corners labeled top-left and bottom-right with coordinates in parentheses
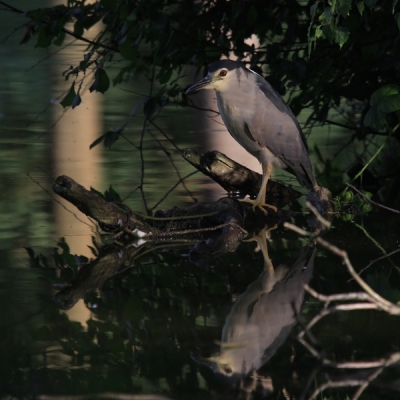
top-left (224, 367), bottom-right (233, 375)
top-left (219, 70), bottom-right (228, 77)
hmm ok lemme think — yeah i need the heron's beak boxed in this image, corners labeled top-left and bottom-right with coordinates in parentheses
top-left (185, 73), bottom-right (214, 94)
top-left (190, 353), bottom-right (219, 372)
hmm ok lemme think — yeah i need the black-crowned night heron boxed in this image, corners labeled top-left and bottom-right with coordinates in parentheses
top-left (185, 60), bottom-right (318, 213)
top-left (192, 246), bottom-right (316, 379)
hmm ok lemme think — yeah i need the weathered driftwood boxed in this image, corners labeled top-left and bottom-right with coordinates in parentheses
top-left (54, 244), bottom-right (142, 310)
top-left (53, 175), bottom-right (287, 237)
top-left (182, 149), bottom-right (301, 208)
top-left (53, 175), bottom-right (157, 235)
top-left (52, 149), bottom-right (299, 242)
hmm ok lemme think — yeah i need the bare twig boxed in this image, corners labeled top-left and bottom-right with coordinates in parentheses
top-left (345, 182), bottom-right (400, 214)
top-left (284, 222), bottom-right (314, 237)
top-left (147, 119), bottom-right (181, 152)
top-left (28, 173), bottom-right (92, 228)
top-left (147, 129), bottom-right (197, 209)
top-left (355, 247), bottom-right (400, 278)
top-left (306, 352), bottom-right (400, 400)
top-left (352, 352), bottom-right (400, 400)
top-left (355, 223), bottom-right (386, 255)
top-left (150, 171), bottom-right (199, 211)
top-left (138, 119), bottom-right (149, 214)
top-left (306, 200), bottom-right (332, 228)
top-left (38, 394), bottom-right (172, 400)
top-left (303, 302), bottom-right (379, 333)
top-left (315, 236), bottom-right (400, 315)
top-left (286, 221), bottom-right (400, 398)
top-left (284, 222), bottom-right (400, 315)
top-left (308, 379), bottom-right (367, 400)
top-left (304, 284), bottom-right (375, 304)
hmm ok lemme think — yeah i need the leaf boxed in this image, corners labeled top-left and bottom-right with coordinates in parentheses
top-left (32, 325), bottom-right (52, 341)
top-left (158, 66), bottom-right (173, 84)
top-left (100, 0), bottom-right (116, 10)
top-left (105, 186), bottom-right (122, 202)
top-left (130, 100), bottom-right (144, 117)
top-left (364, 107), bottom-right (386, 129)
top-left (394, 0), bottom-right (399, 13)
top-left (71, 92), bottom-right (82, 109)
top-left (90, 187), bottom-right (105, 198)
top-left (310, 1), bottom-right (319, 18)
top-left (88, 245), bottom-right (98, 257)
top-left (104, 130), bottom-right (120, 148)
top-left (337, 0), bottom-right (352, 17)
top-left (395, 13), bottom-right (400, 30)
top-left (74, 21), bottom-right (84, 37)
top-left (89, 134), bottom-right (106, 149)
top-left (370, 84), bottom-right (400, 106)
top-left (57, 237), bottom-right (70, 254)
top-left (247, 5), bottom-right (257, 26)
top-left (319, 7), bottom-right (332, 22)
top-left (333, 26), bottom-right (349, 47)
top-left (144, 97), bottom-right (159, 119)
top-left (364, 0), bottom-right (378, 9)
top-left (103, 123), bottom-right (127, 149)
top-left (60, 83), bottom-right (76, 108)
top-left (53, 30), bottom-right (66, 46)
top-left (364, 86), bottom-right (400, 128)
top-left (377, 94), bottom-right (400, 113)
top-left (36, 26), bottom-right (53, 48)
top-left (119, 40), bottom-right (138, 61)
top-left (89, 69), bottom-right (110, 94)
top-left (26, 9), bottom-right (46, 23)
top-left (357, 1), bottom-right (365, 15)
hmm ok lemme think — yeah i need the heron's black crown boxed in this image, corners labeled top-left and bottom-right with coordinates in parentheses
top-left (207, 60), bottom-right (245, 73)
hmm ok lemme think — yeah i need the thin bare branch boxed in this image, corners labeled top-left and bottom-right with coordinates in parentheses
top-left (346, 182), bottom-right (400, 214)
top-left (147, 129), bottom-right (197, 209)
top-left (308, 379), bottom-right (367, 400)
top-left (304, 284), bottom-right (375, 303)
top-left (28, 173), bottom-right (92, 228)
top-left (284, 222), bottom-right (400, 315)
top-left (315, 236), bottom-right (400, 315)
top-left (284, 222), bottom-right (314, 237)
top-left (304, 302), bottom-right (379, 333)
top-left (138, 119), bottom-right (150, 214)
top-left (305, 352), bottom-right (400, 400)
top-left (355, 247), bottom-right (400, 278)
top-left (306, 200), bottom-right (332, 228)
top-left (150, 171), bottom-right (199, 211)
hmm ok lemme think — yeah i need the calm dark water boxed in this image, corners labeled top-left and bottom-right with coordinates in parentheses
top-left (1, 3), bottom-right (400, 400)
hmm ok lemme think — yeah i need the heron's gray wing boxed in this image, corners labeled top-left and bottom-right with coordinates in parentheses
top-left (246, 74), bottom-right (316, 188)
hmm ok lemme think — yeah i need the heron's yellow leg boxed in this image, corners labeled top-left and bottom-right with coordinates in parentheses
top-left (242, 225), bottom-right (278, 272)
top-left (239, 162), bottom-right (278, 214)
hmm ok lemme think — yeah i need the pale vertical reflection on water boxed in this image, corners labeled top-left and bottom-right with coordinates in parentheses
top-left (51, 32), bottom-right (104, 324)
top-left (52, 40), bottom-right (104, 245)
top-left (52, 45), bottom-right (103, 259)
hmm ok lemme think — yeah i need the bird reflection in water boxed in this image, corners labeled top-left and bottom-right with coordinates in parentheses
top-left (193, 238), bottom-right (316, 391)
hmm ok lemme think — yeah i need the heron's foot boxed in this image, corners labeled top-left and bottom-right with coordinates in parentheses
top-left (242, 225), bottom-right (278, 272)
top-left (242, 224), bottom-right (278, 243)
top-left (239, 198), bottom-right (278, 214)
